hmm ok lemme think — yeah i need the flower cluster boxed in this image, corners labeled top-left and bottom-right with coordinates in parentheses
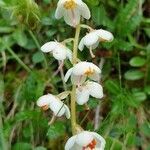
top-left (36, 0), bottom-right (114, 149)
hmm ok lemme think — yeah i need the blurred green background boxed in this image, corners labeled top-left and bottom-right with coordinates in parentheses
top-left (0, 0), bottom-right (150, 149)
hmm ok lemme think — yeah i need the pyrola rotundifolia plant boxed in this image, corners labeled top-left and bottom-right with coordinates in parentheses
top-left (37, 0), bottom-right (114, 149)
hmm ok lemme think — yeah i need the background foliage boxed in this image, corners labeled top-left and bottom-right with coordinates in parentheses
top-left (0, 0), bottom-right (150, 149)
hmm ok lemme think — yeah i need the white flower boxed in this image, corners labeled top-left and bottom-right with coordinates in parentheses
top-left (79, 29), bottom-right (114, 57)
top-left (41, 41), bottom-right (72, 61)
top-left (64, 61), bottom-right (101, 85)
top-left (55, 0), bottom-right (91, 27)
top-left (76, 81), bottom-right (103, 105)
top-left (37, 94), bottom-right (70, 119)
top-left (65, 131), bottom-right (106, 150)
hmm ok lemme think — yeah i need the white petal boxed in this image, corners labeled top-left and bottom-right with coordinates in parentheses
top-left (80, 3), bottom-right (91, 19)
top-left (64, 68), bottom-right (73, 82)
top-left (73, 62), bottom-right (101, 76)
top-left (36, 94), bottom-right (54, 107)
top-left (76, 131), bottom-right (93, 147)
top-left (89, 40), bottom-right (99, 50)
top-left (52, 47), bottom-right (67, 60)
top-left (97, 29), bottom-right (114, 42)
top-left (49, 99), bottom-right (66, 117)
top-left (41, 42), bottom-right (57, 53)
top-left (55, 4), bottom-right (64, 19)
top-left (63, 9), bottom-right (80, 27)
top-left (74, 0), bottom-right (83, 5)
top-left (65, 135), bottom-right (77, 150)
top-left (64, 104), bottom-right (71, 119)
top-left (84, 32), bottom-right (99, 47)
top-left (89, 63), bottom-right (101, 74)
top-left (89, 73), bottom-right (100, 82)
top-left (87, 82), bottom-right (103, 99)
top-left (78, 37), bottom-right (85, 51)
top-left (91, 132), bottom-right (106, 150)
top-left (72, 62), bottom-right (89, 75)
top-left (76, 87), bottom-right (90, 105)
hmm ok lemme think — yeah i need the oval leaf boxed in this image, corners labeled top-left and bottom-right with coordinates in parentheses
top-left (129, 56), bottom-right (146, 67)
top-left (133, 92), bottom-right (147, 102)
top-left (124, 70), bottom-right (144, 80)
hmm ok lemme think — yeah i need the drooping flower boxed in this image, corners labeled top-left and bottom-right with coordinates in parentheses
top-left (79, 29), bottom-right (114, 58)
top-left (76, 81), bottom-right (103, 105)
top-left (41, 41), bottom-right (72, 61)
top-left (64, 61), bottom-right (101, 85)
top-left (55, 0), bottom-right (91, 27)
top-left (65, 131), bottom-right (106, 150)
top-left (37, 94), bottom-right (70, 119)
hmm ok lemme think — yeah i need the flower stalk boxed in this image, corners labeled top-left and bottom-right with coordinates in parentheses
top-left (73, 24), bottom-right (81, 64)
top-left (71, 24), bottom-right (81, 134)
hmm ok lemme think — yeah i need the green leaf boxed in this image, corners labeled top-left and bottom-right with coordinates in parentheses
top-left (85, 0), bottom-right (99, 6)
top-left (13, 29), bottom-right (27, 47)
top-left (12, 142), bottom-right (32, 150)
top-left (129, 56), bottom-right (146, 67)
top-left (125, 132), bottom-right (136, 146)
top-left (43, 0), bottom-right (52, 4)
top-left (15, 110), bottom-right (40, 122)
top-left (104, 80), bottom-right (120, 95)
top-left (0, 35), bottom-right (15, 52)
top-left (144, 86), bottom-right (150, 95)
top-left (88, 97), bottom-right (99, 109)
top-left (115, 0), bottom-right (142, 36)
top-left (91, 5), bottom-right (113, 28)
top-left (41, 17), bottom-right (53, 25)
top-left (46, 30), bottom-right (57, 37)
top-left (140, 122), bottom-right (150, 137)
top-left (124, 70), bottom-right (144, 80)
top-left (133, 92), bottom-right (147, 102)
top-left (0, 75), bottom-right (4, 105)
top-left (24, 37), bottom-right (36, 50)
top-left (34, 146), bottom-right (47, 150)
top-left (113, 39), bottom-right (133, 51)
top-left (0, 26), bottom-right (14, 33)
top-left (32, 51), bottom-right (45, 63)
top-left (144, 28), bottom-right (150, 38)
top-left (47, 121), bottom-right (65, 140)
top-left (21, 72), bottom-right (45, 102)
top-left (105, 137), bottom-right (123, 150)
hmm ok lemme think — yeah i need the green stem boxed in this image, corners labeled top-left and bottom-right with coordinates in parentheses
top-left (71, 85), bottom-right (77, 134)
top-left (0, 76), bottom-right (8, 150)
top-left (117, 52), bottom-right (122, 89)
top-left (6, 47), bottom-right (31, 73)
top-left (28, 30), bottom-right (41, 49)
top-left (73, 25), bottom-right (81, 64)
top-left (144, 48), bottom-right (150, 85)
top-left (71, 24), bottom-right (81, 134)
top-left (28, 30), bottom-right (48, 69)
